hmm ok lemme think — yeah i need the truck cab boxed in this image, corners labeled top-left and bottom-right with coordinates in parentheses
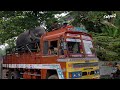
top-left (40, 25), bottom-right (100, 79)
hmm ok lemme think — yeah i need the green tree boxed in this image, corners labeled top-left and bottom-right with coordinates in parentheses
top-left (64, 11), bottom-right (120, 61)
top-left (91, 32), bottom-right (120, 61)
top-left (0, 11), bottom-right (64, 46)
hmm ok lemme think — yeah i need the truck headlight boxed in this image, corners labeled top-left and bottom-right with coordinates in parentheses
top-left (95, 70), bottom-right (100, 74)
top-left (69, 71), bottom-right (82, 78)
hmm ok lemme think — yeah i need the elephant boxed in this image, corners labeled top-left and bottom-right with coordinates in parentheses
top-left (16, 26), bottom-right (46, 52)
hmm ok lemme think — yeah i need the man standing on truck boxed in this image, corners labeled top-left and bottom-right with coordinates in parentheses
top-left (51, 21), bottom-right (61, 31)
top-left (62, 22), bottom-right (68, 28)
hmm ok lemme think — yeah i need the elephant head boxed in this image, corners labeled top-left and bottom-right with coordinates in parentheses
top-left (16, 26), bottom-right (46, 51)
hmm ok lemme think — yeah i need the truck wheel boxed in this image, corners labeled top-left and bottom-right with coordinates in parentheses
top-left (8, 71), bottom-right (20, 79)
top-left (48, 74), bottom-right (59, 79)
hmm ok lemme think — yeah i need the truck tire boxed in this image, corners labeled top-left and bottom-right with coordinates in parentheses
top-left (8, 71), bottom-right (20, 79)
top-left (48, 74), bottom-right (59, 79)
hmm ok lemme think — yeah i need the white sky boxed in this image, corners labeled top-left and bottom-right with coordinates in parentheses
top-left (0, 43), bottom-right (8, 50)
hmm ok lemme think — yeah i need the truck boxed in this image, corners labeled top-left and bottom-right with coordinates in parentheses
top-left (2, 24), bottom-right (100, 79)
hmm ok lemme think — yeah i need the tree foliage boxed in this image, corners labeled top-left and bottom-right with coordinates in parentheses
top-left (91, 32), bottom-right (120, 61)
top-left (64, 11), bottom-right (120, 61)
top-left (0, 11), bottom-right (120, 61)
top-left (0, 11), bottom-right (64, 45)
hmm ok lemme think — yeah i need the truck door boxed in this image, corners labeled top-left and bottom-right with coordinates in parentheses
top-left (42, 40), bottom-right (59, 63)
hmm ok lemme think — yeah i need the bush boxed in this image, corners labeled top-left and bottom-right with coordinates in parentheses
top-left (91, 32), bottom-right (120, 61)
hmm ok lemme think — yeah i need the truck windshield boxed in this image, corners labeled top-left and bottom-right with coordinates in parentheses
top-left (66, 38), bottom-right (81, 54)
top-left (83, 40), bottom-right (94, 55)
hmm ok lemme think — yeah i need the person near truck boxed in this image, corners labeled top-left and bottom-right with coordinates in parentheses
top-left (112, 62), bottom-right (120, 78)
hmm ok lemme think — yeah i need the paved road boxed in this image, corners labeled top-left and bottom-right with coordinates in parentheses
top-left (99, 61), bottom-right (120, 75)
